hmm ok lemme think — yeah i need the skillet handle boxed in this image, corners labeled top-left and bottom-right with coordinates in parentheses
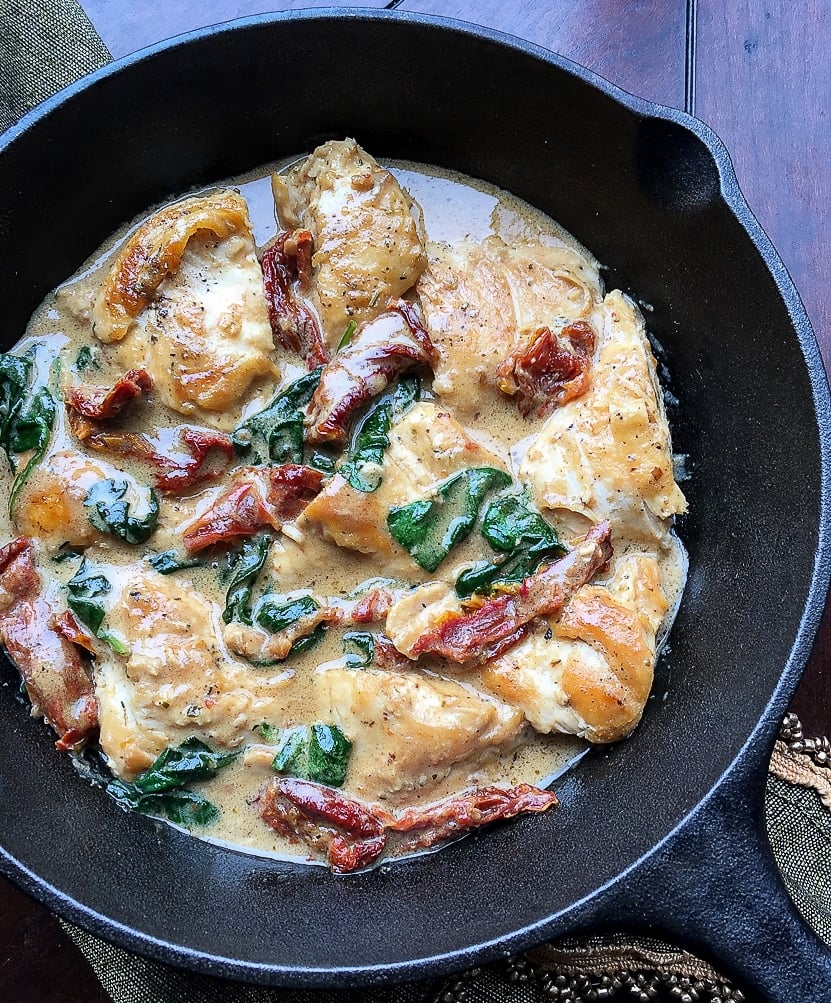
top-left (595, 753), bottom-right (831, 1002)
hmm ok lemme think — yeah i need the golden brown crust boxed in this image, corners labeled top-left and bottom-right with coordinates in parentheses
top-left (92, 191), bottom-right (253, 344)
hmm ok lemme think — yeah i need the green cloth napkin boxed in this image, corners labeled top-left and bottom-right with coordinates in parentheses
top-left (2, 4), bottom-right (830, 1001)
top-left (0, 0), bottom-right (109, 131)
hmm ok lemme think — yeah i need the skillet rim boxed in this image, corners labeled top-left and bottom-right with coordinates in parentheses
top-left (1, 7), bottom-right (830, 987)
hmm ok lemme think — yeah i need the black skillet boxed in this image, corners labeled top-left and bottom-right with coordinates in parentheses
top-left (0, 11), bottom-right (829, 1002)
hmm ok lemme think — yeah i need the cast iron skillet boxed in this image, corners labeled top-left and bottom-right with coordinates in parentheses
top-left (0, 10), bottom-right (829, 1001)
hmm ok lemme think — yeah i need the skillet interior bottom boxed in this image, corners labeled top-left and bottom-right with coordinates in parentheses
top-left (0, 11), bottom-right (827, 987)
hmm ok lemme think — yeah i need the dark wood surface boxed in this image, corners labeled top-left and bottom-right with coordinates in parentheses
top-left (2, 3), bottom-right (828, 1000)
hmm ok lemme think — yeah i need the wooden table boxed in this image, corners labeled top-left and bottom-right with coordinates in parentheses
top-left (2, 3), bottom-right (829, 1000)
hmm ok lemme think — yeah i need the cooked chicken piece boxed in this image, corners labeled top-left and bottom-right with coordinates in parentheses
top-left (519, 290), bottom-right (687, 542)
top-left (477, 554), bottom-right (668, 743)
top-left (385, 581), bottom-right (463, 658)
top-left (92, 192), bottom-right (277, 417)
top-left (14, 449), bottom-right (134, 548)
top-left (302, 400), bottom-right (505, 560)
top-left (417, 236), bottom-right (602, 415)
top-left (387, 522), bottom-right (612, 666)
top-left (273, 138), bottom-right (428, 348)
top-left (316, 666), bottom-right (524, 801)
top-left (97, 566), bottom-right (293, 778)
top-left (223, 604), bottom-right (335, 664)
top-left (260, 522), bottom-right (380, 596)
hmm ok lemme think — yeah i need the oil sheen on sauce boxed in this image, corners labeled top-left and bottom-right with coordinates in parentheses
top-left (10, 155), bottom-right (687, 864)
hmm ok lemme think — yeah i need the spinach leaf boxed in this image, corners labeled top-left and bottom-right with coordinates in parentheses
top-left (289, 624), bottom-right (326, 655)
top-left (254, 594), bottom-right (318, 632)
top-left (84, 478), bottom-right (159, 545)
top-left (387, 467), bottom-right (512, 572)
top-left (232, 367), bottom-right (323, 465)
top-left (343, 631), bottom-right (375, 668)
top-left (253, 593), bottom-right (326, 659)
top-left (455, 491), bottom-right (565, 597)
top-left (272, 727), bottom-right (308, 774)
top-left (307, 724), bottom-right (352, 787)
top-left (308, 449), bottom-right (336, 474)
top-left (222, 535), bottom-right (271, 624)
top-left (0, 353), bottom-right (32, 454)
top-left (148, 550), bottom-right (203, 575)
top-left (65, 557), bottom-right (131, 654)
top-left (455, 550), bottom-right (546, 598)
top-left (52, 546), bottom-right (85, 564)
top-left (66, 558), bottom-right (110, 635)
top-left (256, 722), bottom-right (282, 744)
top-left (73, 346), bottom-right (100, 372)
top-left (8, 387), bottom-right (57, 516)
top-left (481, 491), bottom-right (562, 554)
top-left (106, 737), bottom-right (237, 826)
top-left (126, 737), bottom-right (237, 792)
top-left (268, 723), bottom-right (352, 787)
top-left (0, 352), bottom-right (58, 515)
top-left (108, 784), bottom-right (220, 826)
top-left (339, 376), bottom-right (420, 493)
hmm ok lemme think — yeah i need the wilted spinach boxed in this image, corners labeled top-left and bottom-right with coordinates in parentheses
top-left (84, 478), bottom-right (159, 545)
top-left (65, 557), bottom-right (129, 655)
top-left (481, 491), bottom-right (563, 554)
top-left (339, 375), bottom-right (420, 493)
top-left (455, 491), bottom-right (566, 597)
top-left (308, 449), bottom-right (337, 474)
top-left (148, 550), bottom-right (203, 575)
top-left (222, 535), bottom-right (272, 624)
top-left (387, 466), bottom-right (512, 573)
top-left (342, 631), bottom-right (375, 668)
top-left (254, 593), bottom-right (318, 632)
top-left (0, 351), bottom-right (58, 515)
top-left (253, 593), bottom-right (326, 658)
top-left (260, 723), bottom-right (352, 788)
top-left (66, 558), bottom-right (110, 635)
top-left (231, 367), bottom-right (322, 465)
top-left (73, 345), bottom-right (100, 372)
top-left (107, 737), bottom-right (237, 826)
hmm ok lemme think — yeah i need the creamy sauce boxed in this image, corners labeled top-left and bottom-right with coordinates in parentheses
top-left (4, 148), bottom-right (687, 866)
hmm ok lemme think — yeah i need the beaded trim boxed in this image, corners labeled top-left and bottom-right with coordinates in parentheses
top-left (432, 713), bottom-right (828, 1003)
top-left (771, 713), bottom-right (831, 808)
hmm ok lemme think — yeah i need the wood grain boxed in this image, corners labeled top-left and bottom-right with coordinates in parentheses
top-left (397, 0), bottom-right (688, 107)
top-left (82, 0), bottom-right (389, 59)
top-left (695, 0), bottom-right (831, 356)
top-left (694, 1), bottom-right (831, 738)
top-left (0, 877), bottom-right (110, 1003)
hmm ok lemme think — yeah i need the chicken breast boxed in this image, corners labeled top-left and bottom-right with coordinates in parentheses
top-left (273, 138), bottom-right (428, 348)
top-left (417, 236), bottom-right (603, 415)
top-left (92, 191), bottom-right (277, 418)
top-left (97, 566), bottom-right (293, 778)
top-left (519, 290), bottom-right (687, 542)
top-left (14, 449), bottom-right (140, 549)
top-left (477, 554), bottom-right (668, 743)
top-left (302, 400), bottom-right (506, 561)
top-left (316, 666), bottom-right (524, 802)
